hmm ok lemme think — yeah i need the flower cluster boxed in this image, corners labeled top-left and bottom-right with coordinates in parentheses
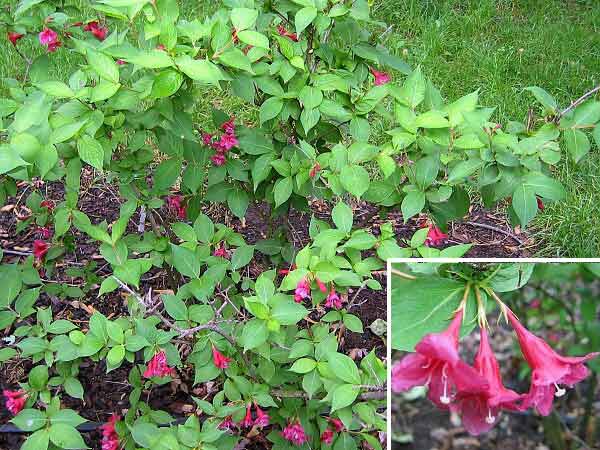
top-left (424, 225), bottom-right (448, 247)
top-left (33, 240), bottom-right (50, 261)
top-left (202, 117), bottom-right (239, 166)
top-left (218, 404), bottom-right (270, 432)
top-left (213, 243), bottom-right (230, 259)
top-left (167, 195), bottom-right (187, 219)
top-left (320, 417), bottom-right (344, 444)
top-left (39, 28), bottom-right (61, 52)
top-left (392, 306), bottom-right (599, 435)
top-left (370, 67), bottom-right (391, 86)
top-left (143, 350), bottom-right (176, 378)
top-left (83, 21), bottom-right (108, 41)
top-left (3, 390), bottom-right (27, 415)
top-left (294, 277), bottom-right (344, 309)
top-left (8, 32), bottom-right (24, 46)
top-left (281, 420), bottom-right (308, 446)
top-left (100, 414), bottom-right (120, 450)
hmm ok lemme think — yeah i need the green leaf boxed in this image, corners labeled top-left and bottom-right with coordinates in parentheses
top-left (401, 191), bottom-right (425, 222)
top-left (391, 274), bottom-right (476, 350)
top-left (49, 423), bottom-right (89, 449)
top-left (36, 81), bottom-right (75, 98)
top-left (289, 358), bottom-right (317, 373)
top-left (231, 245), bottom-right (254, 270)
top-left (87, 49), bottom-right (119, 84)
top-left (153, 158), bottom-right (180, 192)
top-left (525, 86), bottom-right (557, 114)
top-left (107, 345), bottom-right (125, 367)
top-left (231, 8), bottom-right (258, 31)
top-left (299, 86), bottom-right (323, 109)
top-left (571, 101), bottom-right (600, 126)
top-left (512, 184), bottom-right (538, 227)
top-left (218, 48), bottom-right (254, 73)
top-left (328, 353), bottom-right (361, 384)
top-left (332, 202), bottom-right (353, 233)
top-left (170, 244), bottom-right (201, 278)
top-left (0, 145), bottom-right (29, 174)
top-left (399, 66), bottom-right (425, 108)
top-left (414, 110), bottom-right (449, 128)
top-left (335, 433), bottom-right (358, 450)
top-left (274, 176), bottom-right (293, 207)
top-left (523, 173), bottom-right (566, 201)
top-left (343, 314), bottom-right (363, 333)
top-left (237, 30), bottom-right (269, 49)
top-left (11, 409), bottom-right (47, 432)
top-left (240, 319), bottom-right (268, 350)
top-left (330, 384), bottom-right (360, 412)
top-left (340, 165), bottom-right (370, 198)
top-left (77, 136), bottom-right (104, 171)
top-left (21, 429), bottom-right (50, 450)
top-left (563, 128), bottom-right (590, 163)
top-left (175, 56), bottom-right (226, 86)
top-left (64, 377), bottom-right (84, 399)
top-left (295, 6), bottom-right (317, 35)
top-left (302, 370), bottom-right (322, 398)
top-left (227, 188), bottom-right (249, 218)
top-left (447, 159), bottom-right (483, 184)
top-left (271, 300), bottom-right (308, 325)
top-left (163, 294), bottom-right (188, 321)
top-left (151, 69), bottom-right (184, 98)
top-left (259, 97), bottom-right (283, 125)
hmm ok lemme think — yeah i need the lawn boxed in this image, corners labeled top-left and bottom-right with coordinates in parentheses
top-left (2, 0), bottom-right (598, 256)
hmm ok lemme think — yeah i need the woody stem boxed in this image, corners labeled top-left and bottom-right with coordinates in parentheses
top-left (390, 268), bottom-right (416, 280)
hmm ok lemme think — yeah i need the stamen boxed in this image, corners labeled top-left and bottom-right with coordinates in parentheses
top-left (554, 383), bottom-right (566, 397)
top-left (439, 364), bottom-right (451, 404)
top-left (485, 409), bottom-right (495, 424)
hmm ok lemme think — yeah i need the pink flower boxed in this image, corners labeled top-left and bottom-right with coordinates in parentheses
top-left (83, 21), bottom-right (108, 41)
top-left (100, 414), bottom-right (120, 450)
top-left (391, 308), bottom-right (489, 408)
top-left (530, 299), bottom-right (541, 309)
top-left (211, 153), bottom-right (227, 166)
top-left (202, 132), bottom-right (214, 146)
top-left (316, 278), bottom-right (327, 293)
top-left (39, 28), bottom-right (58, 45)
top-left (240, 405), bottom-right (253, 428)
top-left (507, 310), bottom-right (599, 416)
top-left (3, 390), bottom-right (27, 415)
top-left (143, 350), bottom-right (176, 378)
top-left (425, 226), bottom-right (448, 247)
top-left (324, 288), bottom-right (343, 309)
top-left (320, 428), bottom-right (334, 444)
top-left (214, 133), bottom-right (238, 151)
top-left (277, 25), bottom-right (299, 42)
top-left (212, 345), bottom-right (231, 369)
top-left (254, 404), bottom-right (270, 428)
top-left (294, 278), bottom-right (310, 303)
top-left (451, 327), bottom-right (522, 435)
top-left (33, 240), bottom-right (50, 260)
top-left (221, 118), bottom-right (236, 135)
top-left (218, 416), bottom-right (236, 432)
top-left (329, 417), bottom-right (344, 433)
top-left (116, 59), bottom-right (126, 65)
top-left (213, 244), bottom-right (230, 259)
top-left (167, 195), bottom-right (186, 219)
top-left (46, 40), bottom-right (62, 53)
top-left (40, 199), bottom-right (54, 211)
top-left (370, 67), bottom-right (391, 86)
top-left (281, 420), bottom-right (308, 446)
top-left (8, 32), bottom-right (24, 46)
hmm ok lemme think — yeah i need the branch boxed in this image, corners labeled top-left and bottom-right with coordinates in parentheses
top-left (464, 221), bottom-right (525, 245)
top-left (555, 85), bottom-right (600, 123)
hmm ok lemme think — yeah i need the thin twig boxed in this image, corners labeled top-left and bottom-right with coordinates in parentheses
top-left (390, 268), bottom-right (416, 280)
top-left (465, 221), bottom-right (525, 245)
top-left (555, 85), bottom-right (600, 123)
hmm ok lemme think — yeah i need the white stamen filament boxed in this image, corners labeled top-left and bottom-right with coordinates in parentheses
top-left (439, 364), bottom-right (451, 404)
top-left (485, 409), bottom-right (495, 424)
top-left (554, 383), bottom-right (566, 397)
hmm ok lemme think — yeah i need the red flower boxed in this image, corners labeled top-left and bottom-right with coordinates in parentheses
top-left (166, 195), bottom-right (186, 219)
top-left (213, 244), bottom-right (230, 259)
top-left (211, 153), bottom-right (227, 166)
top-left (156, 44), bottom-right (166, 51)
top-left (391, 308), bottom-right (489, 408)
top-left (214, 133), bottom-right (238, 151)
top-left (116, 59), bottom-right (126, 65)
top-left (100, 414), bottom-right (120, 450)
top-left (294, 278), bottom-right (310, 303)
top-left (279, 264), bottom-right (296, 276)
top-left (316, 278), bottom-right (327, 293)
top-left (143, 350), bottom-right (176, 378)
top-left (38, 227), bottom-right (52, 240)
top-left (329, 417), bottom-right (344, 433)
top-left (83, 21), bottom-right (108, 41)
top-left (507, 310), bottom-right (599, 416)
top-left (212, 345), bottom-right (232, 370)
top-left (254, 404), bottom-right (270, 428)
top-left (40, 199), bottom-right (54, 211)
top-left (8, 32), bottom-right (24, 46)
top-left (39, 28), bottom-right (60, 52)
top-left (3, 390), bottom-right (27, 415)
top-left (451, 327), bottom-right (522, 435)
top-left (320, 428), bottom-right (334, 444)
top-left (536, 197), bottom-right (544, 211)
top-left (370, 67), bottom-right (391, 86)
top-left (33, 240), bottom-right (50, 260)
top-left (425, 226), bottom-right (448, 247)
top-left (281, 420), bottom-right (308, 445)
top-left (277, 25), bottom-right (299, 42)
top-left (309, 163), bottom-right (321, 178)
top-left (240, 405), bottom-right (253, 428)
top-left (324, 288), bottom-right (343, 309)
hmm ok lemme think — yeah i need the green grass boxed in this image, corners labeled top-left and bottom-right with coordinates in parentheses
top-left (373, 0), bottom-right (600, 256)
top-left (2, 0), bottom-right (599, 255)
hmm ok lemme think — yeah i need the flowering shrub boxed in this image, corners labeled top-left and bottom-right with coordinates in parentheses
top-left (391, 262), bottom-right (600, 443)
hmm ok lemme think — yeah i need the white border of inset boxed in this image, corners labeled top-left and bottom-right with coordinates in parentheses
top-left (385, 257), bottom-right (600, 450)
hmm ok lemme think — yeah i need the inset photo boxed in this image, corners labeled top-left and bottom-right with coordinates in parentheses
top-left (389, 261), bottom-right (600, 449)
